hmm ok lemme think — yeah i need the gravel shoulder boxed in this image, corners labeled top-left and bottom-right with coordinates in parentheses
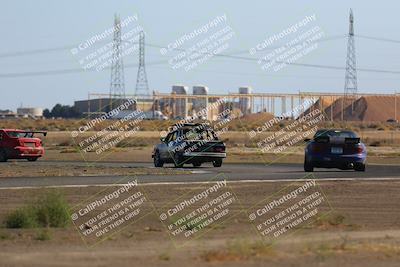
top-left (0, 180), bottom-right (399, 267)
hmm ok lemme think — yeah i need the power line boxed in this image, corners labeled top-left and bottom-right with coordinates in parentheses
top-left (0, 34), bottom-right (346, 59)
top-left (0, 45), bottom-right (75, 58)
top-left (1, 34), bottom-right (400, 78)
top-left (0, 33), bottom-right (398, 60)
top-left (2, 54), bottom-right (400, 79)
top-left (355, 34), bottom-right (400, 44)
top-left (0, 60), bottom-right (168, 78)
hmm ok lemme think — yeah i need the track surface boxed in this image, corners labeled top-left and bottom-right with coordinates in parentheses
top-left (1, 161), bottom-right (400, 188)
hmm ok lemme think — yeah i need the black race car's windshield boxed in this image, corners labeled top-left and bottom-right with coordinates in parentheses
top-left (314, 130), bottom-right (358, 138)
top-left (183, 128), bottom-right (218, 141)
top-left (6, 131), bottom-right (33, 138)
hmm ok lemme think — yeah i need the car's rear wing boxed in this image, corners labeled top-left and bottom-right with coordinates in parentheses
top-left (23, 131), bottom-right (47, 137)
top-left (344, 137), bottom-right (360, 144)
top-left (314, 136), bottom-right (360, 144)
top-left (314, 136), bottom-right (330, 143)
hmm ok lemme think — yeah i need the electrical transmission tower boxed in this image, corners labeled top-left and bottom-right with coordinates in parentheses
top-left (110, 14), bottom-right (125, 99)
top-left (135, 31), bottom-right (150, 96)
top-left (344, 9), bottom-right (358, 97)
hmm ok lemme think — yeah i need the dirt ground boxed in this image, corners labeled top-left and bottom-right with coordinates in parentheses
top-left (0, 160), bottom-right (189, 177)
top-left (0, 180), bottom-right (399, 267)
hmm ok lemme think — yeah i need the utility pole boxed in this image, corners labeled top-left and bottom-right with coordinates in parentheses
top-left (109, 14), bottom-right (126, 101)
top-left (135, 31), bottom-right (150, 96)
top-left (344, 9), bottom-right (358, 115)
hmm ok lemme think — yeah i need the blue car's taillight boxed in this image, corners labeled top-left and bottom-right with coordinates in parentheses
top-left (355, 145), bottom-right (364, 154)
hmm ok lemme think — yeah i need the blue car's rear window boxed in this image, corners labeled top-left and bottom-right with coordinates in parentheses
top-left (314, 130), bottom-right (358, 138)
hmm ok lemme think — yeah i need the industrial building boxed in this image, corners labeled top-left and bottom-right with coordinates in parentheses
top-left (74, 97), bottom-right (152, 116)
top-left (0, 110), bottom-right (17, 119)
top-left (0, 107), bottom-right (43, 119)
top-left (17, 107), bottom-right (43, 118)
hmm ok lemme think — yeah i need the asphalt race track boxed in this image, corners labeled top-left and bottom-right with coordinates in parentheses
top-left (1, 161), bottom-right (400, 188)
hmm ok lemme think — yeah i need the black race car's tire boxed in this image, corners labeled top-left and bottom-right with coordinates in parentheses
top-left (173, 154), bottom-right (184, 168)
top-left (27, 157), bottom-right (38, 162)
top-left (192, 162), bottom-right (202, 167)
top-left (212, 159), bottom-right (222, 167)
top-left (354, 163), bottom-right (366, 172)
top-left (153, 151), bottom-right (164, 167)
top-left (304, 159), bottom-right (314, 172)
top-left (0, 149), bottom-right (7, 162)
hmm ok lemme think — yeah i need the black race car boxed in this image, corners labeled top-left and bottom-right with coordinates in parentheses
top-left (152, 123), bottom-right (226, 168)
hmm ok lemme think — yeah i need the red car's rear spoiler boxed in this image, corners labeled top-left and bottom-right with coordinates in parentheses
top-left (24, 131), bottom-right (47, 137)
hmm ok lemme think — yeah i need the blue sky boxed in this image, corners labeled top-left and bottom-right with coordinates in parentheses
top-left (0, 0), bottom-right (399, 110)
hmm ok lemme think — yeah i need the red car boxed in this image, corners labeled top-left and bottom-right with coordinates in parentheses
top-left (0, 129), bottom-right (47, 162)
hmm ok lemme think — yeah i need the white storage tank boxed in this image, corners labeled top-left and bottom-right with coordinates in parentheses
top-left (172, 85), bottom-right (188, 119)
top-left (192, 85), bottom-right (209, 118)
top-left (239, 86), bottom-right (252, 115)
top-left (17, 107), bottom-right (43, 118)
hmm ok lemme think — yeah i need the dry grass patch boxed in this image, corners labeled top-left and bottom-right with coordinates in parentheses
top-left (201, 239), bottom-right (275, 262)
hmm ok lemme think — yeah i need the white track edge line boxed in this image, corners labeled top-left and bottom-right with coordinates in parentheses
top-left (0, 177), bottom-right (399, 190)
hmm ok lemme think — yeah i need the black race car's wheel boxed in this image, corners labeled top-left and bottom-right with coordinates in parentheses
top-left (304, 159), bottom-right (314, 172)
top-left (27, 157), bottom-right (38, 162)
top-left (173, 154), bottom-right (184, 168)
top-left (354, 163), bottom-right (366, 172)
top-left (153, 151), bottom-right (164, 167)
top-left (212, 159), bottom-right (222, 167)
top-left (192, 162), bottom-right (202, 167)
top-left (0, 150), bottom-right (7, 162)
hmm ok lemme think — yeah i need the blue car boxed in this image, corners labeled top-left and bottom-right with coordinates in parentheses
top-left (304, 129), bottom-right (367, 172)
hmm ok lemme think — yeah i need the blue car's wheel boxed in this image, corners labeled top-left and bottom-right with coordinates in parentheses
top-left (304, 158), bottom-right (314, 172)
top-left (354, 163), bottom-right (366, 172)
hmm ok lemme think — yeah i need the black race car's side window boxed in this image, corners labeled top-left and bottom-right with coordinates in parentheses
top-left (171, 132), bottom-right (178, 141)
top-left (165, 133), bottom-right (173, 143)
